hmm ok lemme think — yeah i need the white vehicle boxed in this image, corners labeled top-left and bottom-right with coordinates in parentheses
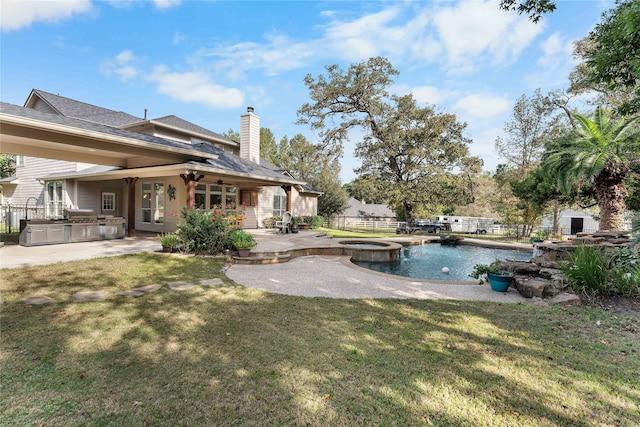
top-left (435, 216), bottom-right (494, 234)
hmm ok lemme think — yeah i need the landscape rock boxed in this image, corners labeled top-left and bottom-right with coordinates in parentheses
top-left (514, 276), bottom-right (561, 299)
top-left (73, 290), bottom-right (107, 302)
top-left (24, 295), bottom-right (55, 305)
top-left (168, 281), bottom-right (194, 291)
top-left (200, 278), bottom-right (224, 286)
top-left (133, 284), bottom-right (162, 293)
top-left (546, 293), bottom-right (581, 306)
top-left (116, 290), bottom-right (145, 297)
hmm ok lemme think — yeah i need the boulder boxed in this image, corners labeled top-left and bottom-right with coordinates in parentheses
top-left (514, 276), bottom-right (561, 298)
top-left (546, 293), bottom-right (581, 306)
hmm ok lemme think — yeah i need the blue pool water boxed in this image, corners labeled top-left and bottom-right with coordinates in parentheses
top-left (352, 243), bottom-right (532, 281)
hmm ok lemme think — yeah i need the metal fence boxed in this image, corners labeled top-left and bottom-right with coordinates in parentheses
top-left (327, 217), bottom-right (602, 242)
top-left (0, 204), bottom-right (46, 233)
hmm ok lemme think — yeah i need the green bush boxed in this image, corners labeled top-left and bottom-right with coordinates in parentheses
top-left (530, 229), bottom-right (549, 242)
top-left (176, 206), bottom-right (232, 254)
top-left (610, 246), bottom-right (640, 298)
top-left (263, 216), bottom-right (280, 229)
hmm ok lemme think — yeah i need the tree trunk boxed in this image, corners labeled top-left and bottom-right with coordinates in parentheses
top-left (552, 200), bottom-right (561, 240)
top-left (404, 201), bottom-right (415, 227)
top-left (595, 169), bottom-right (628, 231)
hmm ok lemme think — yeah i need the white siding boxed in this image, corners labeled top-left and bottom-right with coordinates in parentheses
top-left (9, 156), bottom-right (78, 206)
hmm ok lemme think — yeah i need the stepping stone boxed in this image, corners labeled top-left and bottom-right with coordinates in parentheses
top-left (168, 281), bottom-right (194, 291)
top-left (72, 290), bottom-right (107, 302)
top-left (24, 295), bottom-right (54, 305)
top-left (116, 290), bottom-right (145, 297)
top-left (133, 284), bottom-right (162, 293)
top-left (200, 278), bottom-right (223, 286)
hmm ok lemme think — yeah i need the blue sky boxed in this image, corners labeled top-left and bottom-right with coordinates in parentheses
top-left (1, 0), bottom-right (612, 182)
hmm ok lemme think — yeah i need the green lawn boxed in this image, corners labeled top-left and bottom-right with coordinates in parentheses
top-left (1, 253), bottom-right (638, 426)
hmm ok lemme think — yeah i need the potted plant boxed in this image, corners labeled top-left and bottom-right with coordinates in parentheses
top-left (530, 229), bottom-right (549, 244)
top-left (159, 232), bottom-right (180, 253)
top-left (290, 216), bottom-right (300, 233)
top-left (469, 260), bottom-right (514, 292)
top-left (230, 229), bottom-right (256, 257)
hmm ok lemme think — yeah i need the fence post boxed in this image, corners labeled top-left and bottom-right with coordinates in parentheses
top-left (7, 204), bottom-right (12, 234)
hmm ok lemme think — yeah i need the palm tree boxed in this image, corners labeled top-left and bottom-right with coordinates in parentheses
top-left (543, 107), bottom-right (639, 231)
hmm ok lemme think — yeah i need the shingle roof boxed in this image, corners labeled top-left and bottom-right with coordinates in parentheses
top-left (205, 146), bottom-right (302, 183)
top-left (30, 89), bottom-right (142, 126)
top-left (343, 197), bottom-right (395, 218)
top-left (1, 102), bottom-right (218, 157)
top-left (151, 115), bottom-right (236, 144)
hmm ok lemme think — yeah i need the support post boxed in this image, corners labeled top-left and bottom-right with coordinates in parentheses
top-left (180, 172), bottom-right (205, 207)
top-left (124, 177), bottom-right (138, 237)
top-left (284, 185), bottom-right (292, 213)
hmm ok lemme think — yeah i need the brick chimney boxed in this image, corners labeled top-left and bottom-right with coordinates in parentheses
top-left (240, 106), bottom-right (260, 164)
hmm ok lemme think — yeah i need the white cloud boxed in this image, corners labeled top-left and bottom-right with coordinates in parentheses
top-left (537, 32), bottom-right (574, 68)
top-left (322, 6), bottom-right (441, 63)
top-left (432, 0), bottom-right (543, 74)
top-left (0, 0), bottom-right (93, 32)
top-left (409, 86), bottom-right (459, 105)
top-left (194, 34), bottom-right (316, 79)
top-left (453, 93), bottom-right (511, 120)
top-left (148, 65), bottom-right (244, 109)
top-left (525, 33), bottom-right (578, 88)
top-left (468, 126), bottom-right (505, 172)
top-left (151, 0), bottom-right (181, 10)
top-left (100, 50), bottom-right (142, 82)
top-left (173, 31), bottom-right (186, 45)
top-left (107, 0), bottom-right (181, 9)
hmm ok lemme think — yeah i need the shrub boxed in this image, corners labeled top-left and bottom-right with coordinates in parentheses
top-left (263, 216), bottom-right (280, 229)
top-left (530, 229), bottom-right (549, 242)
top-left (176, 206), bottom-right (231, 254)
top-left (610, 246), bottom-right (640, 298)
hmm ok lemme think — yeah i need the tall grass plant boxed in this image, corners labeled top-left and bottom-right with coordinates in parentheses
top-left (561, 244), bottom-right (611, 297)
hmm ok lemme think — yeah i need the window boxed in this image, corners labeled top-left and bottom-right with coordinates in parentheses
top-left (209, 185), bottom-right (222, 207)
top-left (194, 184), bottom-right (206, 209)
top-left (141, 182), bottom-right (164, 224)
top-left (102, 192), bottom-right (115, 211)
top-left (273, 187), bottom-right (286, 217)
top-left (241, 190), bottom-right (258, 206)
top-left (225, 186), bottom-right (237, 207)
top-left (46, 181), bottom-right (63, 218)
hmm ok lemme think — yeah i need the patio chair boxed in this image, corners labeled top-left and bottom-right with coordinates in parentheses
top-left (274, 211), bottom-right (292, 234)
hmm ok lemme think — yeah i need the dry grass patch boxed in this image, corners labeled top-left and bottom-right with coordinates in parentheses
top-left (1, 254), bottom-right (639, 426)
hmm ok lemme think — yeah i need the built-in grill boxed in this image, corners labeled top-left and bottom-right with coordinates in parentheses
top-left (20, 209), bottom-right (126, 246)
top-left (66, 209), bottom-right (98, 223)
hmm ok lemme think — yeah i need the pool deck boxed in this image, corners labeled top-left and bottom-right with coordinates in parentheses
top-left (1, 230), bottom-right (537, 303)
top-left (225, 230), bottom-right (536, 302)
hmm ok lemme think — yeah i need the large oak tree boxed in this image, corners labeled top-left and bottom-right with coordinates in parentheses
top-left (297, 57), bottom-right (476, 225)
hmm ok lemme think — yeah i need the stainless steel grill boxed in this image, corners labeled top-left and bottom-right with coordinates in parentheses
top-left (66, 209), bottom-right (97, 223)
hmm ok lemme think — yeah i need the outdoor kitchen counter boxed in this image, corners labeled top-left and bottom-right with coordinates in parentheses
top-left (19, 217), bottom-right (126, 247)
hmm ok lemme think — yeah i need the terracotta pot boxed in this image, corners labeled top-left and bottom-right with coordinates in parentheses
top-left (237, 248), bottom-right (251, 257)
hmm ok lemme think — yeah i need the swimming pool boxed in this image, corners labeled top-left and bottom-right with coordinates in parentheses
top-left (352, 243), bottom-right (532, 281)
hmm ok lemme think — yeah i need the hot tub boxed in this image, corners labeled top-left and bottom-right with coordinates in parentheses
top-left (338, 240), bottom-right (402, 263)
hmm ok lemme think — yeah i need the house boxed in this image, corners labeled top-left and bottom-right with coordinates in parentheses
top-left (540, 208), bottom-right (632, 235)
top-left (335, 197), bottom-right (396, 227)
top-left (0, 89), bottom-right (319, 237)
